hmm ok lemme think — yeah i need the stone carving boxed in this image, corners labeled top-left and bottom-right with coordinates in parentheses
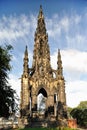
top-left (19, 5), bottom-right (67, 128)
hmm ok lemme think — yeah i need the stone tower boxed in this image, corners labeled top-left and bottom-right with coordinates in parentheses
top-left (20, 6), bottom-right (67, 127)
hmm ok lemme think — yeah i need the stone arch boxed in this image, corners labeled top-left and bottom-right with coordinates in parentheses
top-left (36, 84), bottom-right (49, 97)
top-left (37, 86), bottom-right (48, 114)
top-left (38, 87), bottom-right (47, 97)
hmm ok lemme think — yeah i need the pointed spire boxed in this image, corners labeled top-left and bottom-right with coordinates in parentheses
top-left (38, 5), bottom-right (44, 19)
top-left (24, 46), bottom-right (28, 58)
top-left (23, 46), bottom-right (29, 75)
top-left (58, 49), bottom-right (61, 61)
top-left (57, 49), bottom-right (63, 76)
top-left (32, 6), bottom-right (51, 76)
top-left (35, 5), bottom-right (46, 35)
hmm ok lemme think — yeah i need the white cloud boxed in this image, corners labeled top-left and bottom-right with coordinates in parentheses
top-left (46, 13), bottom-right (82, 40)
top-left (0, 11), bottom-right (86, 51)
top-left (46, 16), bottom-right (61, 38)
top-left (66, 80), bottom-right (87, 108)
top-left (46, 12), bottom-right (87, 53)
top-left (66, 34), bottom-right (87, 50)
top-left (46, 15), bottom-right (70, 38)
top-left (9, 74), bottom-right (21, 98)
top-left (62, 49), bottom-right (87, 74)
top-left (70, 14), bottom-right (81, 25)
top-left (74, 15), bottom-right (81, 24)
top-left (0, 14), bottom-right (37, 45)
top-left (60, 16), bottom-right (70, 32)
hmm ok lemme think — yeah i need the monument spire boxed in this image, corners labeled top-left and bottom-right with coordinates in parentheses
top-left (35, 5), bottom-right (46, 35)
top-left (38, 5), bottom-right (44, 19)
top-left (19, 6), bottom-right (67, 127)
top-left (23, 46), bottom-right (29, 75)
top-left (57, 49), bottom-right (63, 77)
top-left (32, 5), bottom-right (51, 76)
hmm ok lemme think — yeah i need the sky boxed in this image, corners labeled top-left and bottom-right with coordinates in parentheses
top-left (0, 0), bottom-right (87, 108)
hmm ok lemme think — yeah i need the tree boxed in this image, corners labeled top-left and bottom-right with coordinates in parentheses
top-left (70, 107), bottom-right (87, 128)
top-left (77, 101), bottom-right (87, 109)
top-left (0, 45), bottom-right (17, 118)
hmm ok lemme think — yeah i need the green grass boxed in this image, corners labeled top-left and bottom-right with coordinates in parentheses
top-left (16, 127), bottom-right (77, 130)
top-left (19, 128), bottom-right (47, 130)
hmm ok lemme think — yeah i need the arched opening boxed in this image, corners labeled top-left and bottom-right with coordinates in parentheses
top-left (37, 88), bottom-right (47, 114)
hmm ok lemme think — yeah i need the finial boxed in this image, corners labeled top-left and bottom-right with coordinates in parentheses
top-left (58, 49), bottom-right (61, 57)
top-left (58, 49), bottom-right (60, 53)
top-left (40, 5), bottom-right (42, 10)
top-left (26, 45), bottom-right (27, 50)
top-left (38, 5), bottom-right (43, 19)
top-left (25, 45), bottom-right (28, 55)
top-left (57, 48), bottom-right (63, 76)
top-left (58, 49), bottom-right (61, 63)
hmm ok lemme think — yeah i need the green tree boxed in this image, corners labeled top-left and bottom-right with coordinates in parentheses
top-left (77, 101), bottom-right (87, 109)
top-left (70, 108), bottom-right (87, 128)
top-left (0, 45), bottom-right (17, 118)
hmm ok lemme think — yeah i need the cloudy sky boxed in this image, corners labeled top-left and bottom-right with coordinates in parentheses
top-left (0, 0), bottom-right (87, 108)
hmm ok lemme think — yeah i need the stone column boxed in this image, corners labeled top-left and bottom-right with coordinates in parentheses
top-left (32, 94), bottom-right (37, 117)
top-left (54, 103), bottom-right (57, 117)
top-left (54, 93), bottom-right (58, 117)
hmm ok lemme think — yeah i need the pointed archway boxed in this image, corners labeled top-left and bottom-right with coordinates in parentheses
top-left (37, 88), bottom-right (47, 114)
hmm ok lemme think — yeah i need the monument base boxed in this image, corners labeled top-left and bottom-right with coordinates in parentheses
top-left (18, 117), bottom-right (29, 128)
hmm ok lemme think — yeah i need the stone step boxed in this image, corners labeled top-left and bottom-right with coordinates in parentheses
top-left (29, 119), bottom-right (58, 128)
top-left (30, 121), bottom-right (47, 128)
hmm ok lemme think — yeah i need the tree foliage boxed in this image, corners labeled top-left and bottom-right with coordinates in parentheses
top-left (0, 45), bottom-right (17, 118)
top-left (77, 101), bottom-right (87, 109)
top-left (70, 102), bottom-right (87, 128)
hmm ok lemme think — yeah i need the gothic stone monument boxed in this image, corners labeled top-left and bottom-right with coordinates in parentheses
top-left (19, 6), bottom-right (67, 128)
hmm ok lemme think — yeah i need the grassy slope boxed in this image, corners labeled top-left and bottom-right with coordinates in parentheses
top-left (17, 128), bottom-right (77, 130)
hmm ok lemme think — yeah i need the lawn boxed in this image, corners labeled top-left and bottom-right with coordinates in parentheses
top-left (15, 127), bottom-right (77, 130)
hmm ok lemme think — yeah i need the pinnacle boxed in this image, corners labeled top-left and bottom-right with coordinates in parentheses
top-left (40, 5), bottom-right (42, 10)
top-left (26, 45), bottom-right (27, 50)
top-left (35, 5), bottom-right (46, 36)
top-left (57, 48), bottom-right (63, 76)
top-left (25, 45), bottom-right (28, 56)
top-left (58, 49), bottom-right (61, 58)
top-left (38, 5), bottom-right (44, 19)
top-left (58, 49), bottom-right (60, 53)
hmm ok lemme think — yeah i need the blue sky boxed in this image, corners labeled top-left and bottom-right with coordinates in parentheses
top-left (0, 0), bottom-right (87, 108)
